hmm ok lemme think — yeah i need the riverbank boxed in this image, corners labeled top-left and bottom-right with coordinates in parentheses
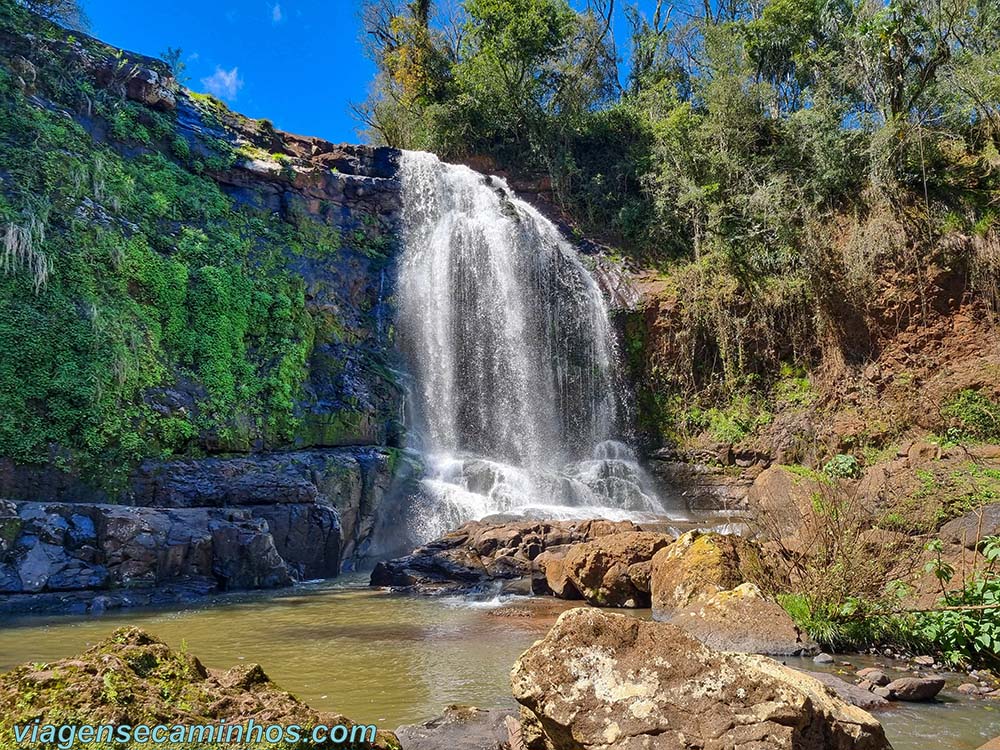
top-left (0, 447), bottom-right (421, 615)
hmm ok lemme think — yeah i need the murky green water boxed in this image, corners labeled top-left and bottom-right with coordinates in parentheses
top-left (0, 579), bottom-right (575, 728)
top-left (1, 581), bottom-right (998, 748)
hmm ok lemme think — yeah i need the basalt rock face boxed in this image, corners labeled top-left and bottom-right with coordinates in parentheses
top-left (0, 448), bottom-right (419, 614)
top-left (0, 500), bottom-right (291, 606)
top-left (511, 608), bottom-right (892, 750)
top-left (0, 12), bottom-right (407, 493)
top-left (0, 12), bottom-right (421, 608)
top-left (130, 447), bottom-right (419, 569)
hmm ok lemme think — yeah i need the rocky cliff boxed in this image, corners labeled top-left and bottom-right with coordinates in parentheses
top-left (0, 6), bottom-right (417, 609)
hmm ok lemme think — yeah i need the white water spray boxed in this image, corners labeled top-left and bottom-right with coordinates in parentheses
top-left (397, 151), bottom-right (669, 539)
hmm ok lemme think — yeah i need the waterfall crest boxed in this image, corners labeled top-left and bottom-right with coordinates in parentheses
top-left (397, 151), bottom-right (666, 539)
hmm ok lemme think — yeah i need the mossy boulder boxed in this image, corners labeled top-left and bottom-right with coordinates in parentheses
top-left (0, 627), bottom-right (400, 749)
top-left (649, 530), bottom-right (747, 619)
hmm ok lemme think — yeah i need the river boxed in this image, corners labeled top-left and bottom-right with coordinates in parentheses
top-left (1, 579), bottom-right (997, 749)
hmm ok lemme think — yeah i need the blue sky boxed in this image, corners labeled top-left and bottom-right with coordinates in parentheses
top-left (84, 1), bottom-right (652, 145)
top-left (85, 0), bottom-right (377, 143)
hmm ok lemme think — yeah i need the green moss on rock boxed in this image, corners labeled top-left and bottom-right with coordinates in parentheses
top-left (0, 627), bottom-right (399, 749)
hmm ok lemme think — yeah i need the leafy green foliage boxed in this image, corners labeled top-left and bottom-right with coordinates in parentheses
top-left (0, 22), bottom-right (342, 489)
top-left (778, 592), bottom-right (901, 650)
top-left (900, 537), bottom-right (1000, 669)
top-left (944, 389), bottom-right (1000, 442)
top-left (684, 395), bottom-right (774, 444)
top-left (823, 454), bottom-right (861, 480)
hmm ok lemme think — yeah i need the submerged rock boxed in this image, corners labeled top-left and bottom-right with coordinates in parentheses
top-left (857, 668), bottom-right (891, 687)
top-left (396, 705), bottom-right (514, 750)
top-left (0, 627), bottom-right (399, 749)
top-left (884, 676), bottom-right (946, 702)
top-left (511, 608), bottom-right (892, 750)
top-left (806, 672), bottom-right (890, 711)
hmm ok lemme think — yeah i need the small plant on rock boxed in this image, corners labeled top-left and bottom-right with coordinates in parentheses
top-left (823, 454), bottom-right (861, 479)
top-left (943, 389), bottom-right (1000, 443)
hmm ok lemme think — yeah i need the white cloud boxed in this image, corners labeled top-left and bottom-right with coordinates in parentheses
top-left (271, 3), bottom-right (283, 23)
top-left (200, 66), bottom-right (244, 100)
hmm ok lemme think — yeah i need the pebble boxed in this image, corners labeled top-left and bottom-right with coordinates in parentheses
top-left (813, 653), bottom-right (834, 664)
top-left (914, 655), bottom-right (935, 666)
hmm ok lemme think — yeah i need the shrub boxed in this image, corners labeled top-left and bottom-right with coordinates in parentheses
top-left (777, 592), bottom-right (902, 650)
top-left (898, 537), bottom-right (1000, 669)
top-left (823, 453), bottom-right (861, 479)
top-left (751, 476), bottom-right (924, 649)
top-left (943, 390), bottom-right (1000, 442)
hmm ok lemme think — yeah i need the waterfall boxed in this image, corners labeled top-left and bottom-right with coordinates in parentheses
top-left (397, 151), bottom-right (668, 540)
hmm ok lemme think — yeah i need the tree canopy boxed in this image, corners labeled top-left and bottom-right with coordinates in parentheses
top-left (357, 0), bottom-right (1000, 268)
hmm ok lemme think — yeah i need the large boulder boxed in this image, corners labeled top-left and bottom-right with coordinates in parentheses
top-left (939, 504), bottom-right (1000, 549)
top-left (511, 608), bottom-right (892, 750)
top-left (669, 582), bottom-right (819, 655)
top-left (0, 627), bottom-right (399, 749)
top-left (560, 532), bottom-right (675, 607)
top-left (371, 519), bottom-right (639, 594)
top-left (649, 530), bottom-right (747, 619)
top-left (884, 676), bottom-right (945, 702)
top-left (532, 546), bottom-right (582, 599)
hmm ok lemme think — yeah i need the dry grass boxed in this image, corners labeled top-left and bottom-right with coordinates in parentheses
top-left (970, 231), bottom-right (1000, 322)
top-left (2, 213), bottom-right (50, 292)
top-left (747, 471), bottom-right (925, 611)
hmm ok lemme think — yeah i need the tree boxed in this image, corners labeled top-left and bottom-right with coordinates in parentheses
top-left (160, 47), bottom-right (190, 85)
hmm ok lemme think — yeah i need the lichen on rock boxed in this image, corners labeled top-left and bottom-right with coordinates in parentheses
top-left (510, 608), bottom-right (892, 750)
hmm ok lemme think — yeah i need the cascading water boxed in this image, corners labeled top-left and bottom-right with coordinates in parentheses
top-left (397, 151), bottom-right (670, 540)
